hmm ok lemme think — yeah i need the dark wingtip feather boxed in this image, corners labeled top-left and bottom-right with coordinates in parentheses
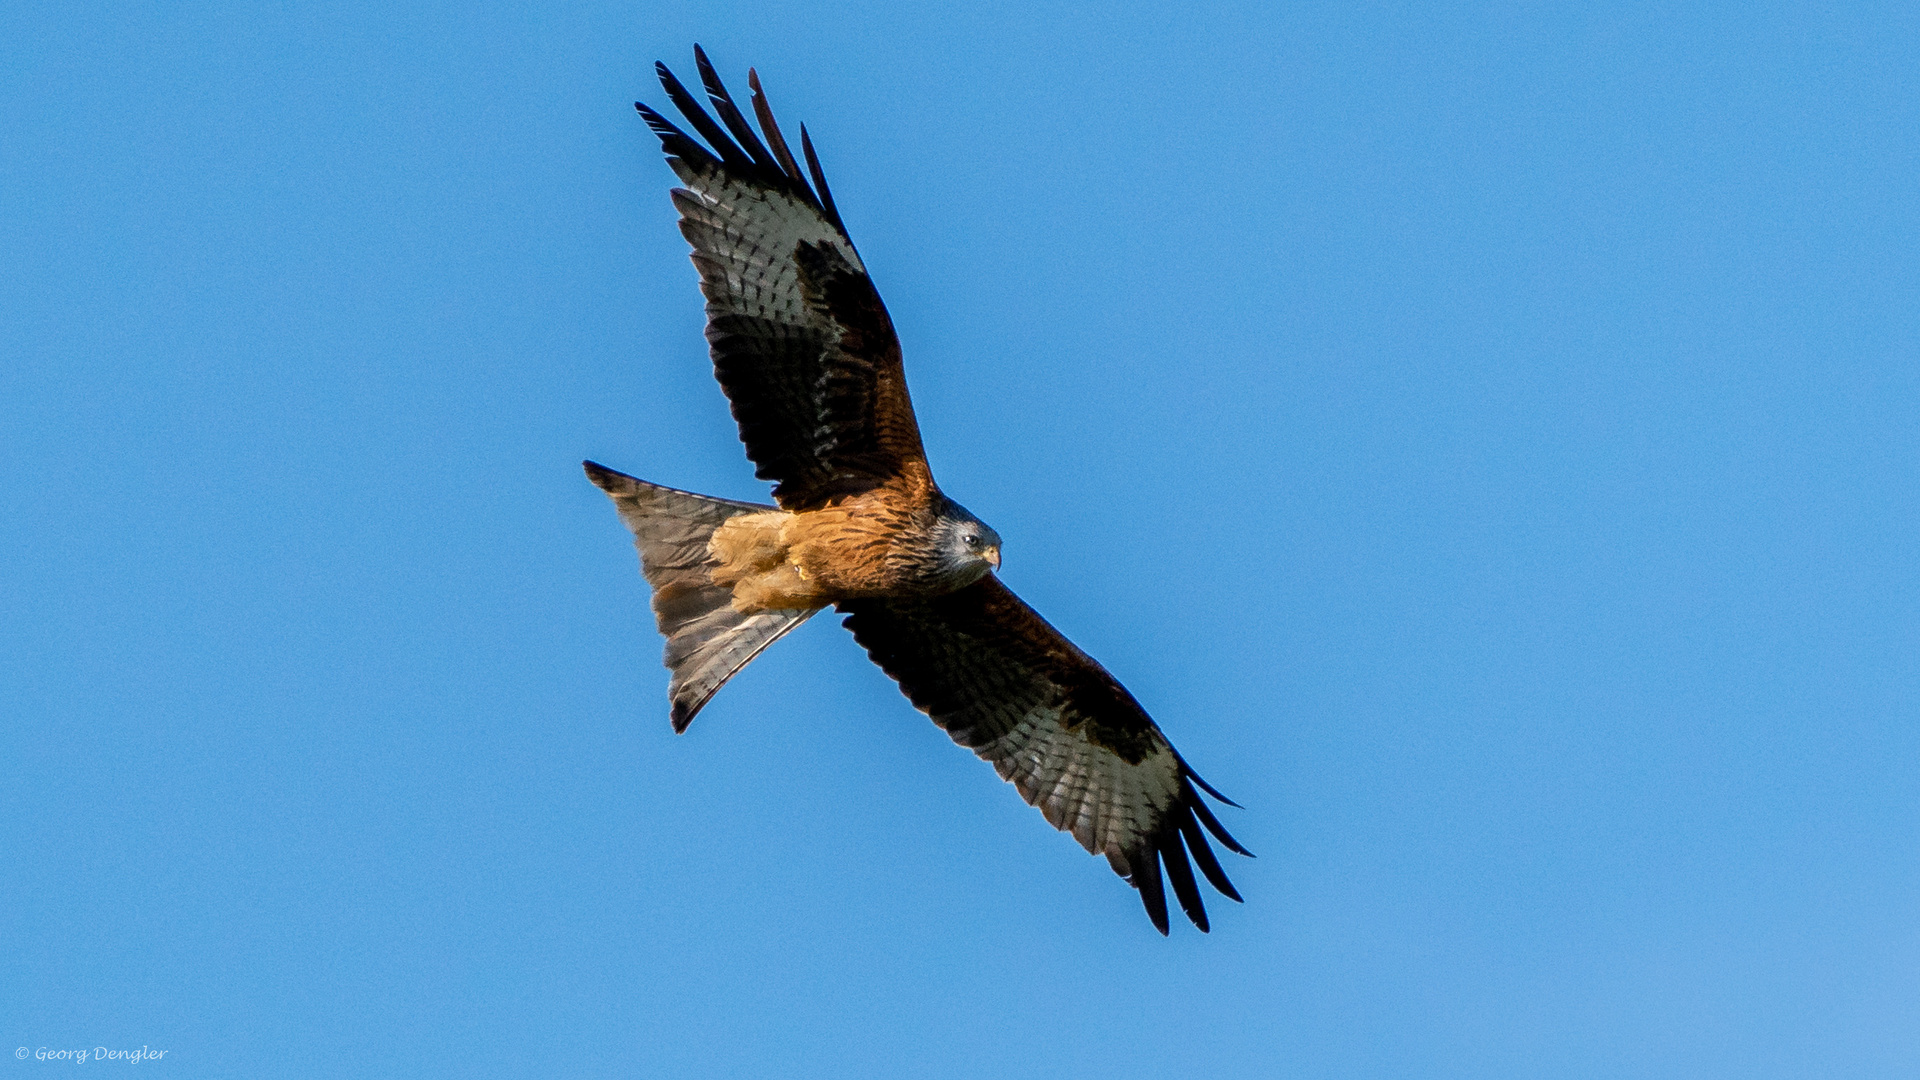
top-left (1179, 813), bottom-right (1243, 903)
top-left (669, 700), bottom-right (695, 734)
top-left (1160, 832), bottom-right (1211, 932)
top-left (634, 101), bottom-right (670, 131)
top-left (1132, 849), bottom-right (1171, 935)
top-left (644, 53), bottom-right (840, 234)
top-left (635, 102), bottom-right (718, 170)
top-left (747, 68), bottom-right (806, 185)
top-left (1187, 791), bottom-right (1254, 858)
top-left (798, 124), bottom-right (845, 232)
top-left (1184, 764), bottom-right (1242, 808)
top-left (656, 55), bottom-right (752, 169)
top-left (692, 45), bottom-right (779, 171)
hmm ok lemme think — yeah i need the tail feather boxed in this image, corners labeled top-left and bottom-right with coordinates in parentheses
top-left (584, 461), bottom-right (816, 730)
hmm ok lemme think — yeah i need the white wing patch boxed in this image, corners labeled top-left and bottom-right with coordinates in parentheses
top-left (974, 705), bottom-right (1180, 862)
top-left (669, 159), bottom-right (864, 332)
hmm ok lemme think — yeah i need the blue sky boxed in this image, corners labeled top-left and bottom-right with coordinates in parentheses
top-left (4, 1), bottom-right (1916, 1076)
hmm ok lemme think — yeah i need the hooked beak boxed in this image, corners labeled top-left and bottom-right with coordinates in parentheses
top-left (984, 546), bottom-right (1001, 570)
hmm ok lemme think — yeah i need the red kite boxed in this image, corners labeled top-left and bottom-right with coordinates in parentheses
top-left (587, 47), bottom-right (1249, 933)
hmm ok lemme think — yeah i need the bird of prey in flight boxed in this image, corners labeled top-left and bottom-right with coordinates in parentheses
top-left (585, 47), bottom-right (1249, 933)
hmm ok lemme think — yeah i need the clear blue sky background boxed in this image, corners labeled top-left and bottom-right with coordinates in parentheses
top-left (4, 1), bottom-right (1916, 1076)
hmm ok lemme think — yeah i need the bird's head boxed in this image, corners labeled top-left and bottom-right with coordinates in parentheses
top-left (931, 499), bottom-right (1002, 586)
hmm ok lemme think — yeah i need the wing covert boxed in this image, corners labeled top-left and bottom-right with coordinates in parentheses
top-left (838, 577), bottom-right (1250, 934)
top-left (642, 48), bottom-right (928, 510)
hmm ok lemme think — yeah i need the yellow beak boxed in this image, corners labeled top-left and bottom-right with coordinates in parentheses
top-left (984, 546), bottom-right (1001, 569)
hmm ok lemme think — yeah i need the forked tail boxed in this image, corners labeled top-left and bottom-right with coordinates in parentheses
top-left (584, 461), bottom-right (816, 730)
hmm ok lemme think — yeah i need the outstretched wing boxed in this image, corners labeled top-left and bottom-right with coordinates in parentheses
top-left (838, 577), bottom-right (1251, 934)
top-left (640, 48), bottom-right (928, 511)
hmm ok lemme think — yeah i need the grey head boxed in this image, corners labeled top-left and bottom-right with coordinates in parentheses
top-left (928, 496), bottom-right (1002, 590)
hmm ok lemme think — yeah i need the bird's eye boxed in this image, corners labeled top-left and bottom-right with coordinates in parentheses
top-left (963, 534), bottom-right (981, 549)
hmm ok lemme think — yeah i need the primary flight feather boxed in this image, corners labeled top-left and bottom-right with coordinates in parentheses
top-left (586, 46), bottom-right (1249, 934)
